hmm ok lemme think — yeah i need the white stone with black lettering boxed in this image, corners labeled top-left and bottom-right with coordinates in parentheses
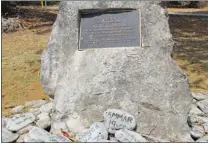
top-left (104, 109), bottom-right (136, 133)
top-left (50, 134), bottom-right (72, 142)
top-left (115, 129), bottom-right (147, 142)
top-left (6, 113), bottom-right (35, 131)
top-left (76, 122), bottom-right (108, 142)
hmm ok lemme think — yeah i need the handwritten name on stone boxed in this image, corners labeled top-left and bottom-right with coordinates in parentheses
top-left (2, 128), bottom-right (19, 142)
top-left (6, 113), bottom-right (35, 131)
top-left (76, 122), bottom-right (108, 142)
top-left (115, 129), bottom-right (147, 142)
top-left (103, 109), bottom-right (136, 133)
top-left (50, 134), bottom-right (72, 142)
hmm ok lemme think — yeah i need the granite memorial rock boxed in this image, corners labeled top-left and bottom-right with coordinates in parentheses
top-left (41, 1), bottom-right (192, 141)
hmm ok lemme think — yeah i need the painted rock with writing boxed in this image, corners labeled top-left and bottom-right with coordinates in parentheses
top-left (50, 134), bottom-right (72, 142)
top-left (115, 129), bottom-right (147, 142)
top-left (6, 113), bottom-right (35, 131)
top-left (2, 128), bottom-right (19, 142)
top-left (104, 109), bottom-right (136, 133)
top-left (76, 122), bottom-right (108, 142)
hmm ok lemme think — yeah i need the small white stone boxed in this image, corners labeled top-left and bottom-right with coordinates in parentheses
top-left (6, 113), bottom-right (36, 131)
top-left (115, 129), bottom-right (147, 142)
top-left (16, 134), bottom-right (26, 142)
top-left (17, 124), bottom-right (34, 135)
top-left (188, 114), bottom-right (208, 127)
top-left (192, 92), bottom-right (208, 101)
top-left (2, 128), bottom-right (19, 142)
top-left (40, 102), bottom-right (54, 113)
top-left (11, 105), bottom-right (24, 114)
top-left (37, 112), bottom-right (49, 120)
top-left (190, 125), bottom-right (205, 139)
top-left (2, 117), bottom-right (9, 127)
top-left (50, 121), bottom-right (69, 134)
top-left (104, 109), bottom-right (136, 133)
top-left (66, 117), bottom-right (85, 134)
top-left (76, 122), bottom-right (108, 142)
top-left (29, 108), bottom-right (41, 116)
top-left (203, 122), bottom-right (208, 133)
top-left (197, 99), bottom-right (208, 115)
top-left (24, 133), bottom-right (44, 142)
top-left (25, 100), bottom-right (47, 108)
top-left (189, 105), bottom-right (204, 116)
top-left (36, 115), bottom-right (51, 129)
top-left (196, 136), bottom-right (208, 142)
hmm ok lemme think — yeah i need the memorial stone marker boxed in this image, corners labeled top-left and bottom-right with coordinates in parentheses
top-left (41, 1), bottom-right (192, 141)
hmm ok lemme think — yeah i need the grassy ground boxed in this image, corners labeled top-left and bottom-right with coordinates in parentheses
top-left (2, 6), bottom-right (208, 116)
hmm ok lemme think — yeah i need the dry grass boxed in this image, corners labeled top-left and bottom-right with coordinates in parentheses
top-left (169, 16), bottom-right (208, 92)
top-left (168, 6), bottom-right (208, 14)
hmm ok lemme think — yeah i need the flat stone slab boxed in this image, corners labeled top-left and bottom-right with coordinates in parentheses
top-left (6, 113), bottom-right (35, 131)
top-left (115, 129), bottom-right (147, 142)
top-left (196, 136), bottom-right (208, 142)
top-left (2, 128), bottom-right (19, 142)
top-left (25, 100), bottom-right (47, 108)
top-left (189, 105), bottom-right (204, 116)
top-left (104, 109), bottom-right (136, 133)
top-left (76, 122), bottom-right (108, 142)
top-left (11, 105), bottom-right (24, 114)
top-left (192, 92), bottom-right (208, 101)
top-left (28, 126), bottom-right (71, 142)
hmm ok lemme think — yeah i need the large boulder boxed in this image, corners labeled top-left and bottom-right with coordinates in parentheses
top-left (40, 1), bottom-right (192, 141)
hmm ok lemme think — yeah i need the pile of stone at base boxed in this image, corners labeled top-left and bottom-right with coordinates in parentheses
top-left (187, 92), bottom-right (208, 142)
top-left (2, 92), bottom-right (208, 142)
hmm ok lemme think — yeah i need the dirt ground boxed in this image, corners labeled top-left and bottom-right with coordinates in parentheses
top-left (2, 6), bottom-right (208, 116)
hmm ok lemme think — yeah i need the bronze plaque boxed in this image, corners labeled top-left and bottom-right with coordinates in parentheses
top-left (79, 10), bottom-right (141, 50)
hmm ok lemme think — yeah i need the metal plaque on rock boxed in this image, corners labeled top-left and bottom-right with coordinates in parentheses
top-left (79, 10), bottom-right (141, 50)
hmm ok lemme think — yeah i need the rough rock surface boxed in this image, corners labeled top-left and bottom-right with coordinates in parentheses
top-left (40, 1), bottom-right (192, 141)
top-left (2, 128), bottom-right (19, 142)
top-left (115, 129), bottom-right (147, 142)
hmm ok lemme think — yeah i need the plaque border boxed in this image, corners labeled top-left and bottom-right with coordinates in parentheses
top-left (78, 9), bottom-right (141, 51)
